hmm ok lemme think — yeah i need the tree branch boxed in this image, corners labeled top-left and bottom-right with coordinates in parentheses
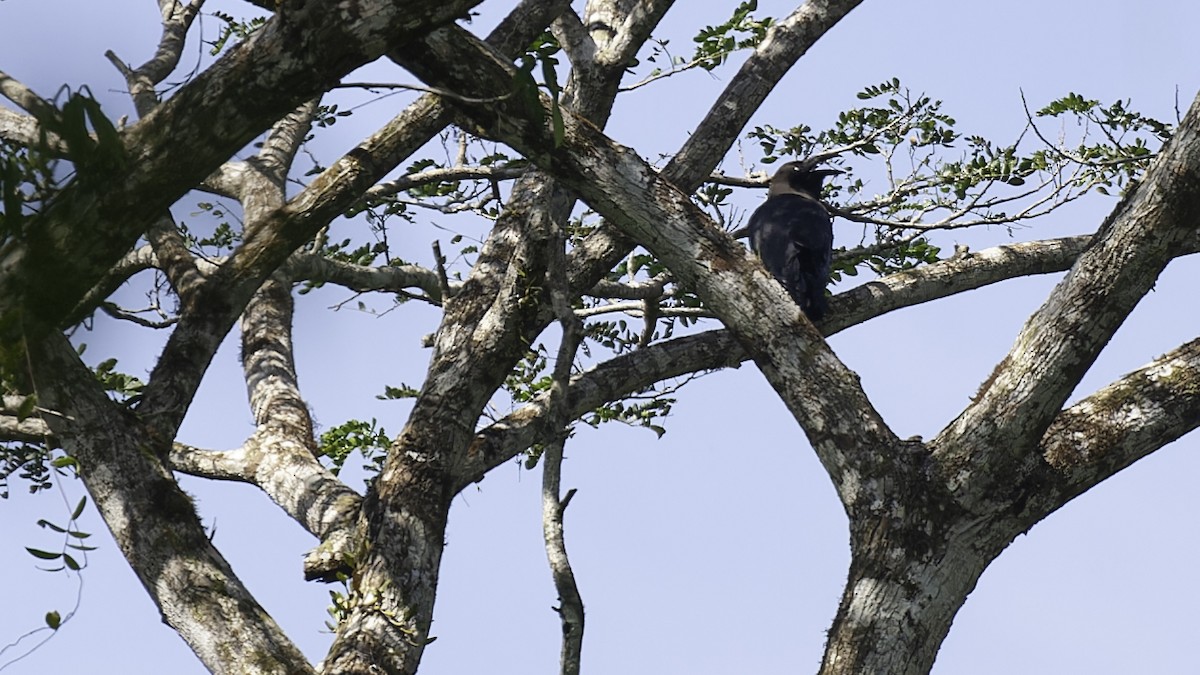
top-left (1024, 336), bottom-right (1200, 523)
top-left (542, 209), bottom-right (586, 675)
top-left (934, 91), bottom-right (1200, 503)
top-left (0, 0), bottom-right (483, 346)
top-left (453, 232), bottom-right (1173, 491)
top-left (105, 0), bottom-right (205, 118)
top-left (27, 333), bottom-right (312, 674)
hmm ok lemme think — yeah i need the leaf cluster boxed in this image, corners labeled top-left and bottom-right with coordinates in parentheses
top-left (692, 1), bottom-right (774, 71)
top-left (513, 32), bottom-right (565, 147)
top-left (207, 11), bottom-right (266, 56)
top-left (25, 495), bottom-right (95, 576)
top-left (88, 347), bottom-right (145, 406)
top-left (317, 418), bottom-right (391, 479)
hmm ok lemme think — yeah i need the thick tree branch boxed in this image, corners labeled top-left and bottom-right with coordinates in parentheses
top-left (0, 415), bottom-right (50, 443)
top-left (1021, 337), bottom-right (1200, 525)
top-left (934, 92), bottom-right (1200, 501)
top-left (27, 333), bottom-right (312, 674)
top-left (454, 233), bottom-right (1190, 491)
top-left (241, 278), bottom-right (310, 437)
top-left (0, 0), bottom-right (483, 347)
top-left (0, 106), bottom-right (58, 149)
top-left (402, 21), bottom-right (893, 494)
top-left (134, 0), bottom-right (567, 443)
top-left (285, 253), bottom-right (448, 301)
top-left (0, 70), bottom-right (58, 121)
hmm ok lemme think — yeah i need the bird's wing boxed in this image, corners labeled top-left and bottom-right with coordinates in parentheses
top-left (749, 195), bottom-right (832, 263)
top-left (747, 195), bottom-right (834, 317)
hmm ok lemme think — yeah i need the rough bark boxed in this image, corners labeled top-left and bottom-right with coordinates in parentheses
top-left (4, 3), bottom-right (1199, 674)
top-left (816, 92), bottom-right (1200, 674)
top-left (0, 0), bottom-right (482, 344)
top-left (26, 335), bottom-right (314, 674)
top-left (324, 4), bottom-right (675, 670)
top-left (397, 27), bottom-right (1200, 673)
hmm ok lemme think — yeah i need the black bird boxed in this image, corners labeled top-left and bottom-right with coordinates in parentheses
top-left (746, 162), bottom-right (840, 320)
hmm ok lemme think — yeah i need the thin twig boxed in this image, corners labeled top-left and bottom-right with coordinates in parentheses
top-left (432, 240), bottom-right (452, 303)
top-left (332, 81), bottom-right (515, 105)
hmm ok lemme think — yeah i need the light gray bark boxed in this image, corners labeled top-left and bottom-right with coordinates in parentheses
top-left (4, 2), bottom-right (1199, 674)
top-left (27, 334), bottom-right (315, 674)
top-left (399, 24), bottom-right (1200, 672)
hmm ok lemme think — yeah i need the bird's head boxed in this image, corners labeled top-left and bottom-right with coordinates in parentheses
top-left (768, 161), bottom-right (842, 199)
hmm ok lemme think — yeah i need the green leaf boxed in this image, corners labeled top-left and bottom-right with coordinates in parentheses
top-left (15, 394), bottom-right (36, 421)
top-left (51, 456), bottom-right (78, 469)
top-left (36, 519), bottom-right (67, 533)
top-left (45, 611), bottom-right (61, 630)
top-left (62, 553), bottom-right (81, 571)
top-left (71, 495), bottom-right (88, 520)
top-left (26, 547), bottom-right (61, 560)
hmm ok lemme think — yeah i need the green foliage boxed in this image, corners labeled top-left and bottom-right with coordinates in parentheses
top-left (31, 87), bottom-right (126, 185)
top-left (692, 1), bottom-right (774, 71)
top-left (314, 103), bottom-right (353, 129)
top-left (582, 393), bottom-right (674, 439)
top-left (377, 383), bottom-right (420, 401)
top-left (1034, 92), bottom-right (1173, 195)
top-left (831, 238), bottom-right (942, 282)
top-left (0, 89), bottom-right (123, 241)
top-left (207, 11), bottom-right (266, 56)
top-left (92, 356), bottom-right (145, 406)
top-left (503, 345), bottom-right (552, 405)
top-left (179, 201), bottom-right (243, 255)
top-left (513, 32), bottom-right (565, 147)
top-left (750, 78), bottom-right (959, 165)
top-left (325, 585), bottom-right (352, 631)
top-left (318, 418), bottom-right (391, 478)
top-left (1, 442), bottom-right (55, 498)
top-left (0, 140), bottom-right (54, 240)
top-left (404, 158), bottom-right (460, 199)
top-left (25, 495), bottom-right (95, 573)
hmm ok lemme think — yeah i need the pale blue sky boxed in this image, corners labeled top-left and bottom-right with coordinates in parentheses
top-left (2, 1), bottom-right (1198, 673)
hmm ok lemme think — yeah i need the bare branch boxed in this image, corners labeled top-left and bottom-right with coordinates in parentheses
top-left (105, 0), bottom-right (205, 117)
top-left (167, 443), bottom-right (254, 482)
top-left (366, 164), bottom-right (527, 201)
top-left (0, 106), bottom-right (62, 150)
top-left (1035, 336), bottom-right (1200, 505)
top-left (0, 70), bottom-right (58, 121)
top-left (431, 240), bottom-right (453, 303)
top-left (286, 253), bottom-right (446, 300)
top-left (0, 414), bottom-right (50, 443)
top-left (542, 209), bottom-right (586, 675)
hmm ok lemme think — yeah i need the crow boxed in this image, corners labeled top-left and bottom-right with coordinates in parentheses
top-left (746, 162), bottom-right (840, 320)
